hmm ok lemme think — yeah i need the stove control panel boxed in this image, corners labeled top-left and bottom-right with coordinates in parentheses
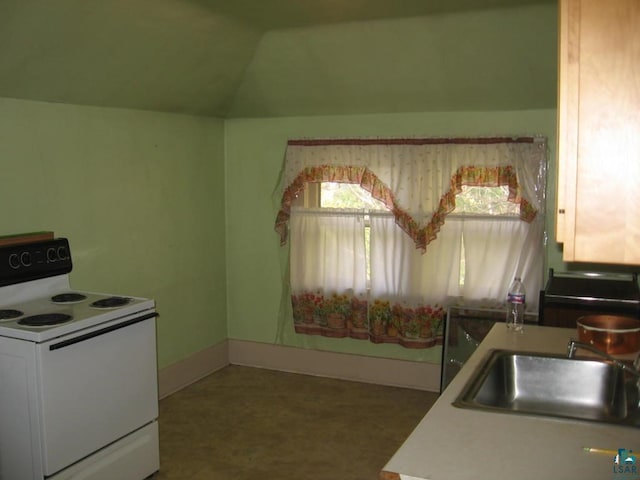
top-left (0, 238), bottom-right (72, 286)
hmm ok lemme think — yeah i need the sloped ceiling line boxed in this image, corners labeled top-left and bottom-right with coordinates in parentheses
top-left (0, 0), bottom-right (556, 118)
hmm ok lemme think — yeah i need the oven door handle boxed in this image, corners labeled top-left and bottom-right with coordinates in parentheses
top-left (49, 312), bottom-right (159, 351)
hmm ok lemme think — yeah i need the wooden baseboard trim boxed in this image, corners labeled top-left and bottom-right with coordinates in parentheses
top-left (227, 339), bottom-right (441, 392)
top-left (159, 340), bottom-right (441, 397)
top-left (157, 341), bottom-right (229, 399)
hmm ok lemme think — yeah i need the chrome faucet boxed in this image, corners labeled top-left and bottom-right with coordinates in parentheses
top-left (567, 339), bottom-right (640, 381)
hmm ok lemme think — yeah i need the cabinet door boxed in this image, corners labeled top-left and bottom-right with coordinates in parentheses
top-left (557, 0), bottom-right (640, 264)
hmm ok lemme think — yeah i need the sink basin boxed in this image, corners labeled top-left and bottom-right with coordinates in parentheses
top-left (453, 349), bottom-right (639, 427)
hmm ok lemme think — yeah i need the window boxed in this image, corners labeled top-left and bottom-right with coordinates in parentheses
top-left (277, 137), bottom-right (547, 349)
top-left (320, 183), bottom-right (387, 210)
top-left (453, 185), bottom-right (520, 216)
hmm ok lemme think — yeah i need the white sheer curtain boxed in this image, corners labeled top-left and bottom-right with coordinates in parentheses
top-left (277, 137), bottom-right (547, 348)
top-left (369, 213), bottom-right (462, 304)
top-left (367, 214), bottom-right (463, 343)
top-left (368, 213), bottom-right (544, 316)
top-left (289, 208), bottom-right (368, 335)
top-left (290, 208), bottom-right (366, 294)
top-left (460, 216), bottom-right (544, 310)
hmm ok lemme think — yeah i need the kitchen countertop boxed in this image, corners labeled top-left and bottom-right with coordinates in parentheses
top-left (380, 324), bottom-right (640, 480)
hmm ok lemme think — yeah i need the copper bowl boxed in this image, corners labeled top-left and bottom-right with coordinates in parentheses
top-left (576, 315), bottom-right (640, 355)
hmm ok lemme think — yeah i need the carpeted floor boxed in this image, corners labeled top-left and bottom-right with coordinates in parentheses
top-left (153, 365), bottom-right (439, 480)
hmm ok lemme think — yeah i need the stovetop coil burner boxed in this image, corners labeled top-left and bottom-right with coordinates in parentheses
top-left (52, 293), bottom-right (87, 303)
top-left (90, 296), bottom-right (132, 309)
top-left (0, 309), bottom-right (23, 320)
top-left (18, 313), bottom-right (73, 327)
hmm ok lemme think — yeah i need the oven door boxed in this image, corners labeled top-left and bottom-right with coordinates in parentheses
top-left (37, 312), bottom-right (159, 476)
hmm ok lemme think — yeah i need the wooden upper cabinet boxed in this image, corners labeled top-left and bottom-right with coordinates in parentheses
top-left (556, 0), bottom-right (640, 265)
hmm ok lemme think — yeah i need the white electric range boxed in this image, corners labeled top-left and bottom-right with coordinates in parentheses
top-left (0, 238), bottom-right (160, 479)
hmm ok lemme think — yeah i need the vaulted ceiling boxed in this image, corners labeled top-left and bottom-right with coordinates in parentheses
top-left (0, 0), bottom-right (557, 117)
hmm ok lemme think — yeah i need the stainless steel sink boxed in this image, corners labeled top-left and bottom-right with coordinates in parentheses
top-left (453, 349), bottom-right (640, 427)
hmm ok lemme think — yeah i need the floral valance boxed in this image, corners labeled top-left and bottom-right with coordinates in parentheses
top-left (275, 137), bottom-right (547, 252)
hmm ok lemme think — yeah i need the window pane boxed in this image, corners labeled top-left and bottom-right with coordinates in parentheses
top-left (320, 183), bottom-right (386, 210)
top-left (453, 186), bottom-right (518, 216)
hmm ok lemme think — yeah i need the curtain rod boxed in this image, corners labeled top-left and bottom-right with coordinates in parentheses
top-left (291, 208), bottom-right (529, 221)
top-left (288, 136), bottom-right (541, 147)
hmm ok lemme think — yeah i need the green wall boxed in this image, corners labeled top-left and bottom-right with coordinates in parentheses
top-left (225, 109), bottom-right (559, 363)
top-left (0, 97), bottom-right (227, 369)
top-left (0, 98), bottom-right (628, 371)
top-left (228, 3), bottom-right (557, 117)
